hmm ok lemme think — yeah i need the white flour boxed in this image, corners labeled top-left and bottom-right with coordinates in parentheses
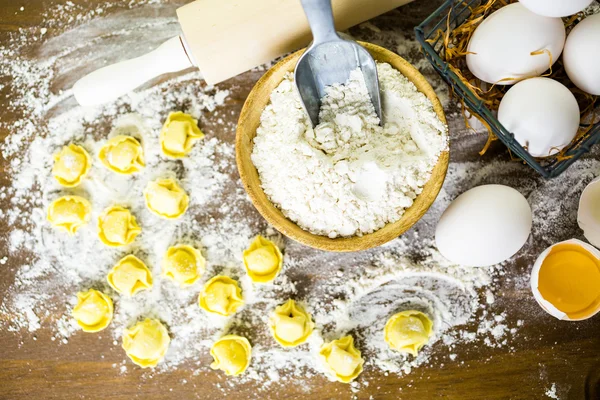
top-left (1, 1), bottom-right (596, 398)
top-left (252, 63), bottom-right (447, 238)
top-left (545, 383), bottom-right (559, 399)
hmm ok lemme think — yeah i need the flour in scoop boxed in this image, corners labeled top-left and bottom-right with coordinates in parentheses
top-left (252, 63), bottom-right (448, 238)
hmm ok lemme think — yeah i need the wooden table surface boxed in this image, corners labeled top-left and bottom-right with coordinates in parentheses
top-left (0, 1), bottom-right (599, 399)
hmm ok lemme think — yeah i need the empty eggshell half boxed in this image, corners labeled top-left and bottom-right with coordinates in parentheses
top-left (530, 238), bottom-right (600, 321)
top-left (578, 176), bottom-right (600, 248)
top-left (435, 185), bottom-right (532, 267)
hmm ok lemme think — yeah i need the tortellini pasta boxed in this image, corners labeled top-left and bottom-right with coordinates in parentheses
top-left (98, 206), bottom-right (141, 247)
top-left (198, 275), bottom-right (244, 316)
top-left (47, 195), bottom-right (92, 234)
top-left (144, 178), bottom-right (189, 219)
top-left (72, 289), bottom-right (113, 333)
top-left (210, 335), bottom-right (252, 376)
top-left (243, 236), bottom-right (283, 283)
top-left (319, 335), bottom-right (364, 383)
top-left (99, 135), bottom-right (145, 174)
top-left (269, 299), bottom-right (314, 347)
top-left (384, 310), bottom-right (433, 356)
top-left (107, 255), bottom-right (153, 296)
top-left (162, 244), bottom-right (205, 287)
top-left (122, 318), bottom-right (170, 368)
top-left (52, 144), bottom-right (91, 187)
top-left (160, 112), bottom-right (204, 158)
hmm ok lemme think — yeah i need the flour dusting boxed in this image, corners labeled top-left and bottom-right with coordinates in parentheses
top-left (0, 6), bottom-right (489, 390)
top-left (1, 1), bottom-right (595, 398)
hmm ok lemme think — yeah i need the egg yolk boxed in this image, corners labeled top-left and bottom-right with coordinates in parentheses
top-left (538, 243), bottom-right (600, 319)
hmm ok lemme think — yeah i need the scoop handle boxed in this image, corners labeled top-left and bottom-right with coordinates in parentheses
top-left (300, 0), bottom-right (340, 44)
top-left (73, 36), bottom-right (193, 107)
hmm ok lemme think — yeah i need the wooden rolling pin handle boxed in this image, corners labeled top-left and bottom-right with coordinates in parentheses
top-left (73, 36), bottom-right (194, 107)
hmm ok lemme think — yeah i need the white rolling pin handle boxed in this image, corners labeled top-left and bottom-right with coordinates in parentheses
top-left (73, 36), bottom-right (194, 107)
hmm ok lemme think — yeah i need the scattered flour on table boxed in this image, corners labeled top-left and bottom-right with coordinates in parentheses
top-left (252, 64), bottom-right (447, 238)
top-left (0, 19), bottom-right (495, 391)
top-left (545, 383), bottom-right (559, 399)
top-left (2, 0), bottom-right (595, 397)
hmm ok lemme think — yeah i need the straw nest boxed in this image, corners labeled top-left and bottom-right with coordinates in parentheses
top-left (427, 0), bottom-right (598, 159)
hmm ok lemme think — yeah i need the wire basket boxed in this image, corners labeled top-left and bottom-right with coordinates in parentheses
top-left (415, 0), bottom-right (600, 178)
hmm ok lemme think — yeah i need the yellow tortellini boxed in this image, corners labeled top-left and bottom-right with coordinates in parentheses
top-left (99, 135), bottom-right (145, 174)
top-left (72, 289), bottom-right (113, 333)
top-left (52, 144), bottom-right (91, 187)
top-left (384, 310), bottom-right (433, 356)
top-left (198, 275), bottom-right (244, 316)
top-left (122, 318), bottom-right (170, 368)
top-left (210, 335), bottom-right (252, 376)
top-left (144, 178), bottom-right (189, 219)
top-left (319, 335), bottom-right (364, 383)
top-left (107, 255), bottom-right (153, 296)
top-left (162, 244), bottom-right (205, 287)
top-left (47, 195), bottom-right (92, 235)
top-left (160, 112), bottom-right (204, 158)
top-left (98, 206), bottom-right (141, 247)
top-left (243, 236), bottom-right (283, 283)
top-left (269, 299), bottom-right (314, 347)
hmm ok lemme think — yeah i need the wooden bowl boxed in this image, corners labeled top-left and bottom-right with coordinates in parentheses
top-left (236, 42), bottom-right (449, 252)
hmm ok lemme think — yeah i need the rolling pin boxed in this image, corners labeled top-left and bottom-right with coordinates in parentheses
top-left (73, 0), bottom-right (413, 106)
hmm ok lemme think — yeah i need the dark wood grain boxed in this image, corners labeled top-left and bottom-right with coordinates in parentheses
top-left (0, 1), bottom-right (599, 399)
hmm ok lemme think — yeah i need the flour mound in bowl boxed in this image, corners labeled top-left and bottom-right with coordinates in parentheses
top-left (251, 63), bottom-right (448, 238)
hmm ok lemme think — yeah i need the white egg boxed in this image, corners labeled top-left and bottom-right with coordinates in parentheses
top-left (466, 3), bottom-right (565, 85)
top-left (519, 0), bottom-right (593, 17)
top-left (435, 185), bottom-right (532, 267)
top-left (563, 13), bottom-right (600, 96)
top-left (498, 77), bottom-right (580, 157)
top-left (578, 176), bottom-right (600, 248)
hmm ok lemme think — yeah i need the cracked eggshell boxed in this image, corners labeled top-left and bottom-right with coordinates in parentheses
top-left (530, 238), bottom-right (600, 321)
top-left (578, 176), bottom-right (600, 248)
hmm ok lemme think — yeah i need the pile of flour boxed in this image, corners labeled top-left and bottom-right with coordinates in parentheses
top-left (252, 63), bottom-right (448, 238)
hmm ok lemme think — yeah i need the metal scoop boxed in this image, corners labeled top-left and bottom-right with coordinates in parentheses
top-left (295, 0), bottom-right (382, 127)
